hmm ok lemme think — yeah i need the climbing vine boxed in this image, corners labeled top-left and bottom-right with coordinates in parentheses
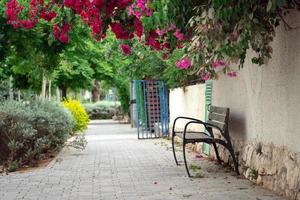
top-left (184, 0), bottom-right (300, 80)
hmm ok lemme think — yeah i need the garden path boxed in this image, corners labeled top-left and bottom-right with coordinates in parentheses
top-left (0, 120), bottom-right (286, 200)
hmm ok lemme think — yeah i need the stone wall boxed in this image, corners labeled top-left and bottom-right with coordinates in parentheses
top-left (209, 140), bottom-right (300, 199)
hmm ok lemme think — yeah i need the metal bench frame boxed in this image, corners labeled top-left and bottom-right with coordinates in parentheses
top-left (171, 106), bottom-right (239, 177)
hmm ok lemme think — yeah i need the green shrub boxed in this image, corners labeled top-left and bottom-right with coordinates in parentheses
top-left (84, 101), bottom-right (120, 120)
top-left (0, 100), bottom-right (74, 171)
top-left (63, 99), bottom-right (89, 132)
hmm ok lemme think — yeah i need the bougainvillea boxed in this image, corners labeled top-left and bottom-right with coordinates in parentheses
top-left (53, 23), bottom-right (71, 43)
top-left (6, 0), bottom-right (297, 83)
top-left (5, 0), bottom-right (185, 58)
top-left (176, 58), bottom-right (192, 69)
top-left (185, 0), bottom-right (300, 80)
top-left (120, 44), bottom-right (132, 55)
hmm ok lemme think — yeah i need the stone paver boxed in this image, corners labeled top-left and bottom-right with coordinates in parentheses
top-left (0, 120), bottom-right (286, 200)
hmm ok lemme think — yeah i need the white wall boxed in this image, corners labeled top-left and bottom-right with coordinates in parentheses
top-left (212, 11), bottom-right (300, 152)
top-left (169, 84), bottom-right (206, 132)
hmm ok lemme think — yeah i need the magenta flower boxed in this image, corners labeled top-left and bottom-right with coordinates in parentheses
top-left (137, 0), bottom-right (146, 10)
top-left (128, 0), bottom-right (152, 19)
top-left (173, 29), bottom-right (184, 41)
top-left (162, 53), bottom-right (168, 60)
top-left (200, 71), bottom-right (211, 81)
top-left (134, 19), bottom-right (143, 38)
top-left (40, 11), bottom-right (57, 22)
top-left (128, 4), bottom-right (134, 15)
top-left (212, 59), bottom-right (227, 69)
top-left (120, 44), bottom-right (132, 55)
top-left (176, 58), bottom-right (192, 69)
top-left (227, 71), bottom-right (237, 77)
top-left (166, 23), bottom-right (176, 31)
top-left (155, 29), bottom-right (165, 36)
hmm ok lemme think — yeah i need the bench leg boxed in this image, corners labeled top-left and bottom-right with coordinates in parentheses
top-left (183, 140), bottom-right (191, 177)
top-left (172, 135), bottom-right (179, 166)
top-left (214, 140), bottom-right (240, 176)
top-left (227, 143), bottom-right (240, 175)
top-left (212, 142), bottom-right (222, 163)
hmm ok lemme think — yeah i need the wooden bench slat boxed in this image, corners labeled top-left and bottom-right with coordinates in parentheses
top-left (206, 119), bottom-right (225, 131)
top-left (208, 112), bottom-right (227, 123)
top-left (210, 106), bottom-right (228, 115)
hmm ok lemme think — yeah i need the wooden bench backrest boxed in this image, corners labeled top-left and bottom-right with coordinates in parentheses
top-left (207, 106), bottom-right (229, 134)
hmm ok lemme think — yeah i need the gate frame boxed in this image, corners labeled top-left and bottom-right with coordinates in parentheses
top-left (134, 80), bottom-right (169, 139)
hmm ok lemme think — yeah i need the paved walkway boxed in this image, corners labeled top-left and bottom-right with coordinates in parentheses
top-left (0, 120), bottom-right (286, 200)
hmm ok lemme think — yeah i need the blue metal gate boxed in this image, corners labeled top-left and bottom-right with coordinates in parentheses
top-left (134, 80), bottom-right (169, 139)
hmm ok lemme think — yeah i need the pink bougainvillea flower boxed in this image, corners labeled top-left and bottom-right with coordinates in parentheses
top-left (117, 0), bottom-right (131, 9)
top-left (120, 44), bottom-right (132, 55)
top-left (40, 10), bottom-right (57, 21)
top-left (163, 43), bottom-right (171, 50)
top-left (162, 53), bottom-right (168, 60)
top-left (91, 21), bottom-right (101, 35)
top-left (128, 0), bottom-right (152, 19)
top-left (93, 0), bottom-right (104, 8)
top-left (53, 23), bottom-right (71, 43)
top-left (128, 4), bottom-right (134, 15)
top-left (212, 59), bottom-right (227, 69)
top-left (144, 9), bottom-right (153, 16)
top-left (145, 30), bottom-right (161, 50)
top-left (59, 33), bottom-right (69, 43)
top-left (173, 29), bottom-right (184, 41)
top-left (20, 19), bottom-right (37, 29)
top-left (176, 58), bottom-right (192, 69)
top-left (6, 0), bottom-right (23, 22)
top-left (134, 18), bottom-right (143, 38)
top-left (200, 71), bottom-right (211, 81)
top-left (155, 29), bottom-right (165, 36)
top-left (176, 43), bottom-right (183, 49)
top-left (166, 23), bottom-right (176, 31)
top-left (63, 0), bottom-right (75, 8)
top-left (137, 0), bottom-right (146, 10)
top-left (227, 71), bottom-right (237, 77)
top-left (110, 23), bottom-right (133, 40)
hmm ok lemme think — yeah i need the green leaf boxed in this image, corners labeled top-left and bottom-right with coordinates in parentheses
top-left (267, 0), bottom-right (273, 12)
top-left (208, 8), bottom-right (215, 19)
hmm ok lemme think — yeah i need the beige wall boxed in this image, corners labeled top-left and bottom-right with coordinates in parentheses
top-left (169, 84), bottom-right (206, 132)
top-left (212, 11), bottom-right (300, 152)
top-left (169, 11), bottom-right (300, 198)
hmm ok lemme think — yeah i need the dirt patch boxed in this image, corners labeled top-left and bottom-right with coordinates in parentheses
top-left (1, 150), bottom-right (60, 175)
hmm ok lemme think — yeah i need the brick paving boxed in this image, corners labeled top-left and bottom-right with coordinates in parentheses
top-left (0, 120), bottom-right (286, 200)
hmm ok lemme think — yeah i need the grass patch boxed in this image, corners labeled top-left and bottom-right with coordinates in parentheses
top-left (189, 164), bottom-right (202, 171)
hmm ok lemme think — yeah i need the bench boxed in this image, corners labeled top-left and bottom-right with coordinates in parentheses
top-left (171, 106), bottom-right (239, 177)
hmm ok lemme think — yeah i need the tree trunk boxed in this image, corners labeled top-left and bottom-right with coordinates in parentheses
top-left (56, 87), bottom-right (60, 102)
top-left (91, 80), bottom-right (100, 102)
top-left (40, 73), bottom-right (47, 101)
top-left (60, 85), bottom-right (67, 100)
top-left (48, 79), bottom-right (52, 101)
top-left (17, 90), bottom-right (21, 102)
top-left (9, 76), bottom-right (13, 100)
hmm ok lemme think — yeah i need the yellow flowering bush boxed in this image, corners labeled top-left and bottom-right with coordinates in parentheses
top-left (63, 99), bottom-right (89, 133)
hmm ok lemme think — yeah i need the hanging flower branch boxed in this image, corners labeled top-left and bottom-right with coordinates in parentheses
top-left (5, 0), bottom-right (298, 82)
top-left (4, 0), bottom-right (185, 58)
top-left (183, 0), bottom-right (300, 80)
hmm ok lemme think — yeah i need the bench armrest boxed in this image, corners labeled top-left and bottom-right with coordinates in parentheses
top-left (183, 120), bottom-right (209, 139)
top-left (183, 121), bottom-right (225, 140)
top-left (172, 116), bottom-right (203, 136)
top-left (204, 122), bottom-right (223, 134)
